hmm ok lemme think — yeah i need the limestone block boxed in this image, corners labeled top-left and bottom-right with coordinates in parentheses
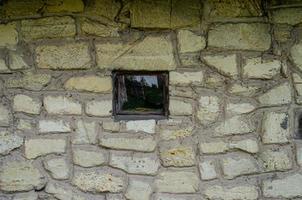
top-left (226, 102), bottom-right (255, 115)
top-left (0, 160), bottom-right (46, 192)
top-left (229, 139), bottom-right (259, 153)
top-left (125, 178), bottom-right (152, 200)
top-left (126, 120), bottom-right (156, 134)
top-left (199, 141), bottom-right (229, 154)
top-left (0, 104), bottom-right (10, 126)
top-left (36, 43), bottom-right (91, 69)
top-left (21, 16), bottom-right (75, 41)
top-left (0, 131), bottom-right (23, 155)
top-left (72, 120), bottom-right (98, 144)
top-left (160, 145), bottom-right (195, 167)
top-left (177, 30), bottom-right (206, 53)
top-left (199, 159), bottom-right (217, 180)
top-left (258, 82), bottom-right (291, 105)
top-left (154, 171), bottom-right (199, 193)
top-left (208, 23), bottom-right (271, 51)
top-left (38, 119), bottom-right (71, 133)
top-left (73, 146), bottom-right (107, 167)
top-left (85, 0), bottom-right (120, 22)
top-left (13, 94), bottom-right (41, 114)
top-left (96, 35), bottom-right (176, 71)
top-left (13, 191), bottom-right (38, 200)
top-left (3, 0), bottom-right (44, 18)
top-left (297, 146), bottom-right (302, 166)
top-left (9, 52), bottom-right (29, 70)
top-left (44, 96), bottom-right (82, 115)
top-left (25, 138), bottom-right (66, 159)
top-left (228, 84), bottom-right (260, 97)
top-left (85, 100), bottom-right (112, 117)
top-left (44, 157), bottom-right (69, 180)
top-left (169, 99), bottom-right (192, 116)
top-left (72, 168), bottom-right (125, 193)
top-left (45, 182), bottom-right (73, 200)
top-left (272, 7), bottom-right (302, 25)
top-left (159, 127), bottom-right (193, 140)
top-left (106, 194), bottom-right (125, 200)
top-left (103, 120), bottom-right (120, 132)
top-left (205, 185), bottom-right (259, 200)
top-left (43, 0), bottom-right (84, 13)
top-left (243, 57), bottom-right (281, 79)
top-left (169, 71), bottom-right (203, 85)
top-left (203, 54), bottom-right (238, 77)
top-left (100, 133), bottom-right (156, 152)
top-left (17, 119), bottom-right (33, 131)
top-left (79, 18), bottom-right (119, 37)
top-left (153, 194), bottom-right (203, 200)
top-left (259, 148), bottom-right (292, 172)
top-left (5, 72), bottom-right (51, 91)
top-left (215, 115), bottom-right (255, 136)
top-left (64, 75), bottom-right (112, 93)
top-left (291, 42), bottom-right (302, 70)
top-left (110, 152), bottom-right (160, 175)
top-left (197, 95), bottom-right (220, 124)
top-left (222, 154), bottom-right (259, 179)
top-left (0, 22), bottom-right (18, 49)
top-left (262, 112), bottom-right (289, 144)
top-left (0, 58), bottom-right (10, 73)
top-left (263, 173), bottom-right (302, 198)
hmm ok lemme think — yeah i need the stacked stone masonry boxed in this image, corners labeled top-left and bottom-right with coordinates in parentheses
top-left (0, 0), bottom-right (302, 199)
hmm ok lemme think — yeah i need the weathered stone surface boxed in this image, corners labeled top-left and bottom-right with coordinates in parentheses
top-left (4, 72), bottom-right (52, 91)
top-left (226, 102), bottom-right (256, 115)
top-left (43, 0), bottom-right (84, 13)
top-left (44, 96), bottom-right (82, 115)
top-left (85, 0), bottom-right (120, 22)
top-left (205, 185), bottom-right (259, 200)
top-left (13, 191), bottom-right (38, 200)
top-left (73, 146), bottom-right (107, 167)
top-left (222, 154), bottom-right (259, 179)
top-left (106, 194), bottom-right (125, 200)
top-left (272, 7), bottom-right (302, 25)
top-left (96, 35), bottom-right (176, 71)
top-left (44, 157), bottom-right (69, 180)
top-left (263, 173), bottom-right (302, 198)
top-left (243, 57), bottom-right (281, 79)
top-left (169, 71), bottom-right (203, 85)
top-left (155, 171), bottom-right (199, 193)
top-left (125, 178), bottom-right (152, 200)
top-left (36, 43), bottom-right (91, 69)
top-left (159, 127), bottom-right (193, 140)
top-left (9, 52), bottom-right (29, 70)
top-left (21, 16), bottom-right (75, 41)
top-left (38, 119), bottom-right (71, 133)
top-left (215, 116), bottom-right (255, 136)
top-left (0, 160), bottom-right (46, 192)
top-left (85, 100), bottom-right (112, 117)
top-left (126, 120), bottom-right (156, 134)
top-left (229, 139), bottom-right (259, 153)
top-left (3, 0), bottom-right (44, 18)
top-left (169, 99), bottom-right (192, 115)
top-left (199, 141), bottom-right (229, 154)
top-left (100, 133), bottom-right (156, 152)
top-left (79, 18), bottom-right (119, 37)
top-left (203, 54), bottom-right (238, 77)
top-left (208, 23), bottom-right (271, 51)
top-left (110, 152), bottom-right (160, 175)
top-left (177, 30), bottom-right (206, 53)
top-left (130, 0), bottom-right (201, 29)
top-left (291, 42), bottom-right (302, 70)
top-left (160, 145), bottom-right (195, 167)
top-left (45, 182), bottom-right (73, 200)
top-left (199, 159), bottom-right (217, 180)
top-left (25, 138), bottom-right (66, 159)
top-left (259, 148), bottom-right (292, 172)
top-left (153, 194), bottom-right (202, 200)
top-left (103, 120), bottom-right (120, 132)
top-left (72, 168), bottom-right (125, 193)
top-left (297, 146), bottom-right (302, 166)
top-left (197, 95), bottom-right (220, 124)
top-left (0, 22), bottom-right (18, 48)
top-left (228, 84), bottom-right (260, 97)
top-left (17, 119), bottom-right (33, 131)
top-left (0, 131), bottom-right (23, 155)
top-left (13, 94), bottom-right (41, 114)
top-left (64, 76), bottom-right (112, 93)
top-left (0, 104), bottom-right (10, 126)
top-left (258, 82), bottom-right (291, 105)
top-left (274, 24), bottom-right (292, 43)
top-left (0, 58), bottom-right (9, 72)
top-left (262, 112), bottom-right (289, 144)
top-left (72, 120), bottom-right (98, 144)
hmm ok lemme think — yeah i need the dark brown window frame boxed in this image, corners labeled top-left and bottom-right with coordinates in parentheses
top-left (112, 70), bottom-right (169, 121)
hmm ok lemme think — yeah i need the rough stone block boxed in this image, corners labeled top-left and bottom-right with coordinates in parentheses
top-left (262, 112), bottom-right (289, 144)
top-left (169, 71), bottom-right (203, 85)
top-left (85, 100), bottom-right (112, 117)
top-left (24, 138), bottom-right (66, 159)
top-left (126, 120), bottom-right (156, 134)
top-left (272, 7), bottom-right (302, 25)
top-left (169, 99), bottom-right (192, 116)
top-left (64, 75), bottom-right (112, 93)
top-left (215, 115), bottom-right (255, 136)
top-left (205, 185), bottom-right (259, 200)
top-left (72, 120), bottom-right (98, 144)
top-left (13, 191), bottom-right (38, 200)
top-left (9, 52), bottom-right (29, 70)
top-left (243, 57), bottom-right (281, 79)
top-left (0, 22), bottom-right (18, 49)
top-left (258, 82), bottom-right (291, 105)
top-left (43, 157), bottom-right (69, 180)
top-left (110, 152), bottom-right (160, 175)
top-left (199, 141), bottom-right (229, 154)
top-left (160, 145), bottom-right (195, 167)
top-left (0, 104), bottom-right (10, 126)
top-left (228, 84), bottom-right (260, 97)
top-left (197, 95), bottom-right (220, 124)
top-left (44, 0), bottom-right (84, 13)
top-left (291, 42), bottom-right (302, 70)
top-left (0, 160), bottom-right (46, 192)
top-left (0, 131), bottom-right (23, 155)
top-left (73, 146), bottom-right (107, 167)
top-left (177, 30), bottom-right (206, 53)
top-left (44, 96), bottom-right (82, 115)
top-left (125, 178), bottom-right (152, 200)
top-left (229, 139), bottom-right (259, 153)
top-left (13, 94), bottom-right (41, 115)
top-left (259, 148), bottom-right (292, 172)
top-left (226, 102), bottom-right (256, 115)
top-left (203, 54), bottom-right (238, 77)
top-left (199, 159), bottom-right (217, 180)
top-left (38, 119), bottom-right (71, 133)
top-left (153, 194), bottom-right (203, 200)
top-left (159, 127), bottom-right (193, 140)
top-left (79, 18), bottom-right (119, 37)
top-left (21, 16), bottom-right (76, 41)
top-left (208, 23), bottom-right (271, 51)
top-left (36, 43), bottom-right (91, 69)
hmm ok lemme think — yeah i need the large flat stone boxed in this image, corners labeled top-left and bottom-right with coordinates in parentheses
top-left (0, 131), bottom-right (23, 155)
top-left (205, 185), bottom-right (259, 200)
top-left (0, 22), bottom-right (18, 49)
top-left (64, 76), bottom-right (112, 93)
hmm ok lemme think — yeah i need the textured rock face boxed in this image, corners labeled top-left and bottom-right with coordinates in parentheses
top-left (0, 23), bottom-right (18, 49)
top-left (64, 76), bottom-right (112, 93)
top-left (205, 185), bottom-right (259, 200)
top-left (0, 131), bottom-right (23, 155)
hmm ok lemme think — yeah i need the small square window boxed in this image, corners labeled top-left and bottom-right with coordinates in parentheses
top-left (113, 71), bottom-right (169, 120)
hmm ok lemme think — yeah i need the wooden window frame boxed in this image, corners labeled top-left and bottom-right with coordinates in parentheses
top-left (112, 70), bottom-right (169, 121)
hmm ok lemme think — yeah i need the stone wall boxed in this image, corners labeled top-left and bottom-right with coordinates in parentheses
top-left (0, 0), bottom-right (302, 199)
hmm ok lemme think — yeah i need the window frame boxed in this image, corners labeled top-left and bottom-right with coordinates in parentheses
top-left (112, 70), bottom-right (169, 120)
